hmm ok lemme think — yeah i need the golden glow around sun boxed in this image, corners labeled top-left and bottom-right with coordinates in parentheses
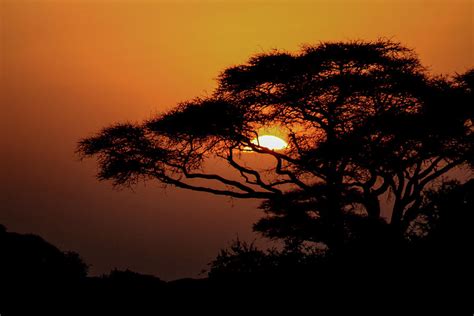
top-left (251, 135), bottom-right (288, 150)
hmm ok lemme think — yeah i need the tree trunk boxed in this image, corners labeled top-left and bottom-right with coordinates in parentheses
top-left (325, 171), bottom-right (345, 252)
top-left (364, 192), bottom-right (381, 222)
top-left (390, 199), bottom-right (406, 239)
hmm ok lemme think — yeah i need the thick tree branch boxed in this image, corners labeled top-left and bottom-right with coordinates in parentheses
top-left (152, 170), bottom-right (274, 199)
top-left (227, 149), bottom-right (284, 195)
top-left (163, 160), bottom-right (269, 195)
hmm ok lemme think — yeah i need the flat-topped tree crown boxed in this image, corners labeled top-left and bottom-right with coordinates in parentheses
top-left (78, 40), bottom-right (473, 248)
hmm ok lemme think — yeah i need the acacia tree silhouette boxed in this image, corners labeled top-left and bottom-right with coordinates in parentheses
top-left (78, 40), bottom-right (473, 250)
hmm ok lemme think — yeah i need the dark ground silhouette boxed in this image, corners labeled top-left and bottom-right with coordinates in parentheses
top-left (1, 180), bottom-right (472, 314)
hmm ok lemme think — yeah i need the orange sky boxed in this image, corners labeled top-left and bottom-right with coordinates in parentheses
top-left (1, 0), bottom-right (472, 280)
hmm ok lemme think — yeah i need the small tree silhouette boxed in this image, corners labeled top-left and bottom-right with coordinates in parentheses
top-left (78, 40), bottom-right (473, 249)
top-left (0, 225), bottom-right (89, 282)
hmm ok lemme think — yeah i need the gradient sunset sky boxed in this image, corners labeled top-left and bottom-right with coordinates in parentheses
top-left (1, 0), bottom-right (472, 280)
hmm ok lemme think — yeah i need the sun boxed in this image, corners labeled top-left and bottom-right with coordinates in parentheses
top-left (251, 135), bottom-right (288, 150)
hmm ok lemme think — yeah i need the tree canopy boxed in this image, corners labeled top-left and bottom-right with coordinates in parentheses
top-left (78, 40), bottom-right (473, 249)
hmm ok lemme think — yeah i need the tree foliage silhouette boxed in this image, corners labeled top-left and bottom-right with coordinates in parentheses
top-left (0, 225), bottom-right (88, 283)
top-left (78, 40), bottom-right (473, 249)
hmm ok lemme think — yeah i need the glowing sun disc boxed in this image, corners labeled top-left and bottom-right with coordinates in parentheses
top-left (251, 135), bottom-right (288, 150)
